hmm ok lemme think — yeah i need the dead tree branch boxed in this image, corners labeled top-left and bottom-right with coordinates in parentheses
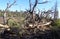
top-left (38, 1), bottom-right (48, 4)
top-left (31, 0), bottom-right (38, 13)
top-left (5, 0), bottom-right (16, 11)
top-left (29, 0), bottom-right (48, 14)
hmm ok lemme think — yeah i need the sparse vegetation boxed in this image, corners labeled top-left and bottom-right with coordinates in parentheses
top-left (0, 0), bottom-right (60, 39)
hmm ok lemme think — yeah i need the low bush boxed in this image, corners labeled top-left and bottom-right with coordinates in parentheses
top-left (7, 18), bottom-right (20, 27)
top-left (52, 19), bottom-right (60, 28)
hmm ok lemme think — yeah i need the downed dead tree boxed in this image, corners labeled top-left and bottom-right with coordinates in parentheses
top-left (23, 11), bottom-right (53, 31)
top-left (22, 0), bottom-right (52, 31)
top-left (24, 20), bottom-right (52, 31)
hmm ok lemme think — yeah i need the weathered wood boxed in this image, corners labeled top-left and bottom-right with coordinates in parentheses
top-left (0, 24), bottom-right (10, 31)
top-left (0, 24), bottom-right (9, 28)
top-left (38, 21), bottom-right (52, 26)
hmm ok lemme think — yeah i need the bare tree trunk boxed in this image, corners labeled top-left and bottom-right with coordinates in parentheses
top-left (3, 0), bottom-right (16, 25)
top-left (3, 12), bottom-right (7, 25)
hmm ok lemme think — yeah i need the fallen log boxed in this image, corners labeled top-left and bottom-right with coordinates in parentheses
top-left (38, 21), bottom-right (52, 26)
top-left (0, 24), bottom-right (10, 31)
top-left (0, 24), bottom-right (9, 28)
top-left (29, 21), bottom-right (52, 27)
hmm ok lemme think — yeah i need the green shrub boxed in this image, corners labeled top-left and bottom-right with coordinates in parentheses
top-left (0, 13), bottom-right (3, 16)
top-left (52, 19), bottom-right (60, 27)
top-left (7, 18), bottom-right (20, 27)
